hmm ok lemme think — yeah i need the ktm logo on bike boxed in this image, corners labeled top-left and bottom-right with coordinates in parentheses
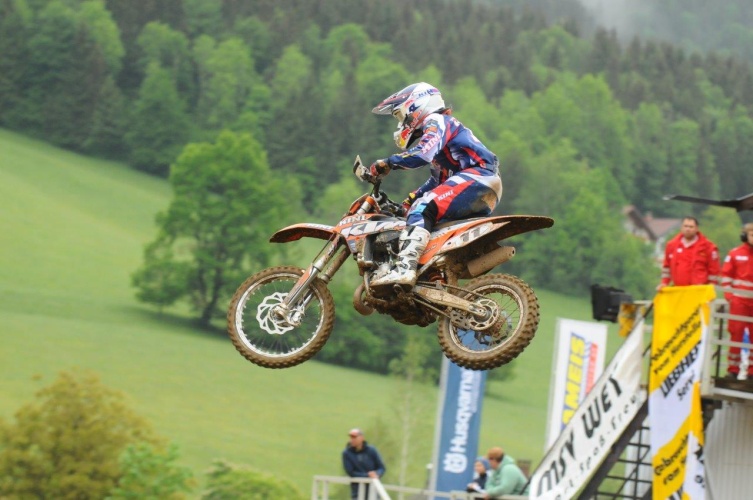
top-left (340, 220), bottom-right (404, 237)
top-left (338, 215), bottom-right (367, 226)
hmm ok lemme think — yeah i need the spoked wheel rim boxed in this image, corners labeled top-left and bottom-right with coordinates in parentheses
top-left (437, 274), bottom-right (538, 370)
top-left (233, 271), bottom-right (326, 359)
top-left (448, 283), bottom-right (524, 354)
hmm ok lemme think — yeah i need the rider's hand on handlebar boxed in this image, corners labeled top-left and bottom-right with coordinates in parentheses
top-left (355, 158), bottom-right (391, 183)
top-left (369, 159), bottom-right (392, 181)
top-left (371, 159), bottom-right (391, 177)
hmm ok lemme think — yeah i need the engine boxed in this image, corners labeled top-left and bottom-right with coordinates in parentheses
top-left (352, 230), bottom-right (437, 327)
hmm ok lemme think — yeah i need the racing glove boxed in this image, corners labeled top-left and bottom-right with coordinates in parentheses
top-left (355, 158), bottom-right (390, 183)
top-left (402, 191), bottom-right (417, 212)
top-left (368, 159), bottom-right (391, 181)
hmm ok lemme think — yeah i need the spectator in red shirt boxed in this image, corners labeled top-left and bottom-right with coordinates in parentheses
top-left (657, 217), bottom-right (720, 291)
top-left (720, 222), bottom-right (753, 379)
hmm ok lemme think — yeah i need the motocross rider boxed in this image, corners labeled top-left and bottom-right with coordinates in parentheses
top-left (356, 82), bottom-right (503, 288)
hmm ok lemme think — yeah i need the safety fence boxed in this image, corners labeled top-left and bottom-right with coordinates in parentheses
top-left (700, 289), bottom-right (753, 402)
top-left (311, 475), bottom-right (527, 500)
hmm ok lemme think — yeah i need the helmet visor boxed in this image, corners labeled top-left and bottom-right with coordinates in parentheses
top-left (371, 83), bottom-right (420, 115)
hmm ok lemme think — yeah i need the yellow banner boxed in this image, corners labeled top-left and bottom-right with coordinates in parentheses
top-left (650, 285), bottom-right (715, 500)
top-left (652, 416), bottom-right (691, 494)
top-left (649, 286), bottom-right (715, 393)
top-left (683, 383), bottom-right (706, 499)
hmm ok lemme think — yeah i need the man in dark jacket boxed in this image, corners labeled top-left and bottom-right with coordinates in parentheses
top-left (342, 428), bottom-right (386, 499)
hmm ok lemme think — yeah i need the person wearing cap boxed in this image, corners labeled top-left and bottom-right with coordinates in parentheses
top-left (342, 428), bottom-right (386, 499)
top-left (466, 456), bottom-right (491, 496)
top-left (483, 446), bottom-right (528, 498)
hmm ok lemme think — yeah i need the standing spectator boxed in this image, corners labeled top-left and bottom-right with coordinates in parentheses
top-left (342, 428), bottom-right (386, 499)
top-left (467, 456), bottom-right (490, 497)
top-left (657, 216), bottom-right (720, 290)
top-left (483, 447), bottom-right (528, 498)
top-left (721, 223), bottom-right (753, 379)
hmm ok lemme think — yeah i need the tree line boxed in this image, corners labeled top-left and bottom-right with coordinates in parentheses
top-left (2, 0), bottom-right (752, 373)
top-left (3, 0), bottom-right (753, 206)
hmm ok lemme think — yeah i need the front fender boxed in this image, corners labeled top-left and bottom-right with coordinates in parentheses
top-left (270, 223), bottom-right (339, 243)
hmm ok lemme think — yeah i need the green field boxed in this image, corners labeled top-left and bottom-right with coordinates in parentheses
top-left (0, 128), bottom-right (621, 494)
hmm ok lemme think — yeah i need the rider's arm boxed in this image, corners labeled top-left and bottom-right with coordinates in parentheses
top-left (413, 167), bottom-right (441, 197)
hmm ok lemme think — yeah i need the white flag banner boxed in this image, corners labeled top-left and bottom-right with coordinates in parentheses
top-left (529, 321), bottom-right (644, 500)
top-left (545, 318), bottom-right (608, 448)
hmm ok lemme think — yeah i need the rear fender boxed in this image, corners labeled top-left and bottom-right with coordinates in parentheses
top-left (270, 223), bottom-right (339, 243)
top-left (421, 215), bottom-right (553, 262)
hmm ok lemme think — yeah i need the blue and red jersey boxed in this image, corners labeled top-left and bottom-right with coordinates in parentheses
top-left (387, 113), bottom-right (498, 198)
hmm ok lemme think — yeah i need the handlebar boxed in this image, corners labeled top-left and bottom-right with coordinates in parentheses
top-left (353, 155), bottom-right (405, 217)
top-left (372, 184), bottom-right (406, 218)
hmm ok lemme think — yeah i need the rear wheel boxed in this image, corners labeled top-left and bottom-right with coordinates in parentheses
top-left (437, 273), bottom-right (539, 370)
top-left (227, 266), bottom-right (335, 368)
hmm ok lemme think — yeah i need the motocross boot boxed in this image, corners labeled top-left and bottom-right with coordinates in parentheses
top-left (371, 226), bottom-right (431, 288)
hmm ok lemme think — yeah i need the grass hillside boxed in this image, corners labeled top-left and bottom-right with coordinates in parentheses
top-left (0, 129), bottom-right (622, 495)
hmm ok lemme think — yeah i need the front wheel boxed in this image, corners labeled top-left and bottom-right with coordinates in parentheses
top-left (227, 266), bottom-right (335, 368)
top-left (437, 274), bottom-right (539, 370)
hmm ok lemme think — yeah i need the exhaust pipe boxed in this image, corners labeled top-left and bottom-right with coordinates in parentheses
top-left (353, 283), bottom-right (374, 316)
top-left (466, 245), bottom-right (515, 277)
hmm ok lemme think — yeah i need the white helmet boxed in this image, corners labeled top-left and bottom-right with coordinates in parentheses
top-left (372, 82), bottom-right (445, 150)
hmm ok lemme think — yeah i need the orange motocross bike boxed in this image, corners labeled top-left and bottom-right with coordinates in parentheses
top-left (228, 157), bottom-right (553, 370)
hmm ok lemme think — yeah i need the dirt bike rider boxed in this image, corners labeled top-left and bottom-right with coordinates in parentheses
top-left (356, 82), bottom-right (503, 288)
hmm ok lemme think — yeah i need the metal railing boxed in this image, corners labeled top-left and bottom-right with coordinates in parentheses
top-left (700, 289), bottom-right (753, 402)
top-left (311, 475), bottom-right (527, 500)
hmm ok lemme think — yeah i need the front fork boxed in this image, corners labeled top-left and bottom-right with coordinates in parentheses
top-left (274, 238), bottom-right (349, 324)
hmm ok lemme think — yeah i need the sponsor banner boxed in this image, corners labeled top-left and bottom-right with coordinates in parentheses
top-left (545, 319), bottom-right (608, 448)
top-left (684, 383), bottom-right (706, 499)
top-left (650, 285), bottom-right (715, 499)
top-left (530, 321), bottom-right (644, 500)
top-left (430, 357), bottom-right (487, 495)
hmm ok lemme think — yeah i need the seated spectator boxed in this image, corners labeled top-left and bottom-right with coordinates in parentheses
top-left (484, 446), bottom-right (528, 498)
top-left (467, 456), bottom-right (490, 496)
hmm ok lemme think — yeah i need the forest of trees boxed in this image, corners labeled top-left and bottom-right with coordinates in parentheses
top-left (572, 0), bottom-right (753, 64)
top-left (2, 0), bottom-right (753, 373)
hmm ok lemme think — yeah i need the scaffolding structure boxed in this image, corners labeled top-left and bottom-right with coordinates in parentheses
top-left (578, 294), bottom-right (753, 500)
top-left (311, 292), bottom-right (753, 500)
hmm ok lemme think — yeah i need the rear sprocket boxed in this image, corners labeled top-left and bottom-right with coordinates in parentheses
top-left (437, 274), bottom-right (539, 370)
